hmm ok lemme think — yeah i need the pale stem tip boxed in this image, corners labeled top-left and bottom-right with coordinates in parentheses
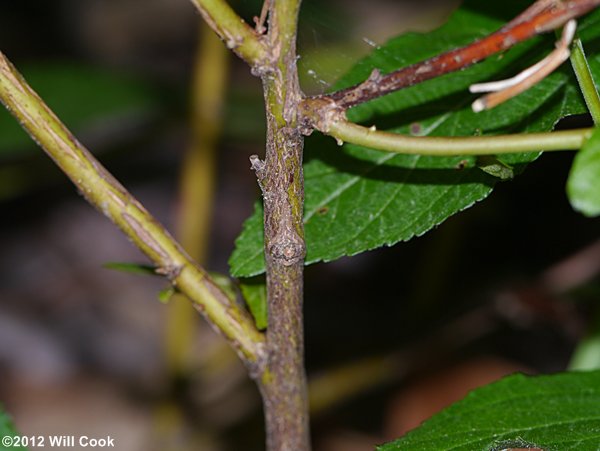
top-left (470, 19), bottom-right (576, 112)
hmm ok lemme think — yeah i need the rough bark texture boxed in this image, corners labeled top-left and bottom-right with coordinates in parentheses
top-left (251, 2), bottom-right (310, 447)
top-left (257, 83), bottom-right (310, 451)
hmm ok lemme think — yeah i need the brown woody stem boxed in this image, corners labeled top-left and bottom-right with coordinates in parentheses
top-left (319, 0), bottom-right (600, 109)
top-left (252, 0), bottom-right (311, 450)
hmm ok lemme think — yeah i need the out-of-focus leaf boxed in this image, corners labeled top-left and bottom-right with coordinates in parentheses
top-left (569, 307), bottom-right (600, 371)
top-left (239, 276), bottom-right (267, 330)
top-left (223, 87), bottom-right (265, 143)
top-left (0, 63), bottom-right (161, 158)
top-left (0, 409), bottom-right (26, 450)
top-left (230, 1), bottom-right (600, 277)
top-left (379, 370), bottom-right (600, 451)
top-left (570, 335), bottom-right (600, 371)
top-left (158, 286), bottom-right (176, 304)
top-left (103, 262), bottom-right (157, 276)
top-left (567, 127), bottom-right (600, 216)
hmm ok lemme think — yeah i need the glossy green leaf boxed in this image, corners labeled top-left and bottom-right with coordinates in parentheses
top-left (0, 409), bottom-right (26, 450)
top-left (0, 63), bottom-right (161, 158)
top-left (379, 370), bottom-right (600, 451)
top-left (567, 127), bottom-right (600, 216)
top-left (230, 1), bottom-right (600, 277)
top-left (239, 276), bottom-right (268, 330)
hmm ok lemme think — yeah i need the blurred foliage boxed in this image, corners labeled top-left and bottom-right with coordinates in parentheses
top-left (0, 63), bottom-right (163, 159)
top-left (568, 127), bottom-right (600, 216)
top-left (0, 409), bottom-right (25, 450)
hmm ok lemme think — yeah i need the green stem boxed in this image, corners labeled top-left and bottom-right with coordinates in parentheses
top-left (0, 51), bottom-right (265, 367)
top-left (570, 38), bottom-right (600, 125)
top-left (324, 119), bottom-right (592, 156)
top-left (188, 0), bottom-right (269, 67)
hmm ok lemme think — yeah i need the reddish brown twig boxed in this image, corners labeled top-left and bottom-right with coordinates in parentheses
top-left (501, 0), bottom-right (560, 30)
top-left (470, 19), bottom-right (577, 112)
top-left (321, 0), bottom-right (600, 110)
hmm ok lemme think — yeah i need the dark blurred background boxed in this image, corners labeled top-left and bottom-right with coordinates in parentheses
top-left (1, 1), bottom-right (600, 450)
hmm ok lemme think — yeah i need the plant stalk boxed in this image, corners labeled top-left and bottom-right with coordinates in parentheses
top-left (569, 38), bottom-right (600, 124)
top-left (188, 0), bottom-right (268, 67)
top-left (318, 0), bottom-right (600, 109)
top-left (0, 51), bottom-right (265, 368)
top-left (318, 118), bottom-right (593, 156)
top-left (251, 0), bottom-right (311, 449)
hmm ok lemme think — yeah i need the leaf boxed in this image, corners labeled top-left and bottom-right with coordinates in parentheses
top-left (0, 63), bottom-right (161, 159)
top-left (239, 276), bottom-right (268, 330)
top-left (0, 408), bottom-right (26, 450)
top-left (103, 262), bottom-right (158, 276)
top-left (208, 272), bottom-right (239, 305)
top-left (569, 306), bottom-right (600, 371)
top-left (567, 127), bottom-right (600, 217)
top-left (158, 286), bottom-right (176, 304)
top-left (476, 156), bottom-right (514, 181)
top-left (230, 1), bottom-right (600, 277)
top-left (378, 370), bottom-right (600, 451)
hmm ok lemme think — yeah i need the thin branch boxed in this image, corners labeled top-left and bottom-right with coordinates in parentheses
top-left (541, 238), bottom-right (600, 294)
top-left (268, 0), bottom-right (302, 52)
top-left (189, 0), bottom-right (269, 67)
top-left (470, 20), bottom-right (577, 112)
top-left (569, 38), bottom-right (600, 124)
top-left (501, 0), bottom-right (561, 30)
top-left (0, 51), bottom-right (266, 368)
top-left (319, 0), bottom-right (600, 110)
top-left (254, 0), bottom-right (272, 35)
top-left (322, 119), bottom-right (592, 156)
